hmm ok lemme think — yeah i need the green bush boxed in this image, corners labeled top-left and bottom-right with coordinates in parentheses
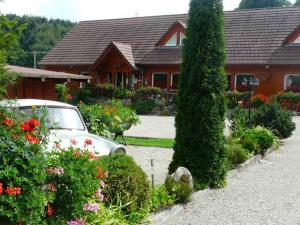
top-left (113, 88), bottom-right (135, 99)
top-left (226, 139), bottom-right (250, 167)
top-left (136, 87), bottom-right (162, 99)
top-left (150, 185), bottom-right (176, 212)
top-left (131, 99), bottom-right (157, 115)
top-left (93, 83), bottom-right (114, 98)
top-left (165, 176), bottom-right (193, 204)
top-left (55, 83), bottom-right (71, 103)
top-left (243, 126), bottom-right (274, 155)
top-left (253, 102), bottom-right (296, 139)
top-left (46, 148), bottom-right (101, 224)
top-left (76, 87), bottom-right (95, 104)
top-left (97, 154), bottom-right (151, 214)
top-left (226, 91), bottom-right (250, 109)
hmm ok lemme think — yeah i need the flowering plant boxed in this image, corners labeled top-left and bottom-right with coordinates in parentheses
top-left (46, 146), bottom-right (108, 224)
top-left (0, 106), bottom-right (50, 225)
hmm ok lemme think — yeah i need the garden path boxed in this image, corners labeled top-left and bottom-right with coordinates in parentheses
top-left (151, 117), bottom-right (300, 225)
top-left (125, 116), bottom-right (176, 139)
top-left (125, 116), bottom-right (231, 139)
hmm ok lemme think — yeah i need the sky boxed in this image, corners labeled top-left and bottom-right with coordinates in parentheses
top-left (0, 0), bottom-right (297, 22)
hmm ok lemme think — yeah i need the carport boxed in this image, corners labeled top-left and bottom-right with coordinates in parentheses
top-left (5, 65), bottom-right (92, 100)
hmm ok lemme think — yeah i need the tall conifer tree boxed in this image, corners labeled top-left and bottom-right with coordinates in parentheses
top-left (169, 0), bottom-right (228, 189)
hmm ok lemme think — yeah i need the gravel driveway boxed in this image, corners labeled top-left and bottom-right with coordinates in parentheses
top-left (151, 117), bottom-right (300, 225)
top-left (126, 145), bottom-right (173, 185)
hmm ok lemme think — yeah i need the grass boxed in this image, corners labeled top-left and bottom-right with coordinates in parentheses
top-left (115, 136), bottom-right (175, 148)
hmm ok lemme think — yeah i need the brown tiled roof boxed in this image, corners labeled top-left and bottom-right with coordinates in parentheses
top-left (39, 7), bottom-right (300, 67)
top-left (6, 65), bottom-right (92, 80)
top-left (112, 42), bottom-right (135, 68)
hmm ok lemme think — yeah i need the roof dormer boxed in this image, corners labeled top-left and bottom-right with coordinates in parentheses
top-left (157, 20), bottom-right (186, 47)
top-left (285, 26), bottom-right (300, 45)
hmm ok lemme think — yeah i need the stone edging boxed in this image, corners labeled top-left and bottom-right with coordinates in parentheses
top-left (148, 146), bottom-right (277, 225)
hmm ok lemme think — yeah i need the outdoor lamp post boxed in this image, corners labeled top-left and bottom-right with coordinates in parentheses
top-left (242, 77), bottom-right (260, 126)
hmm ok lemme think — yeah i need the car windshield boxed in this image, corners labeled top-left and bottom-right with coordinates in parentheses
top-left (20, 107), bottom-right (86, 131)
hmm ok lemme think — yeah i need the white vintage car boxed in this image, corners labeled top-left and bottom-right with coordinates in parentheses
top-left (0, 99), bottom-right (126, 156)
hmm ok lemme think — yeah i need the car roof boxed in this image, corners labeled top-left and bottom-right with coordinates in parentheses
top-left (0, 99), bottom-right (76, 108)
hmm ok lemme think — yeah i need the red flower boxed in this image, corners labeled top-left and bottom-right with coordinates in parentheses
top-left (20, 118), bottom-right (40, 133)
top-left (3, 119), bottom-right (13, 127)
top-left (73, 151), bottom-right (81, 158)
top-left (97, 166), bottom-right (104, 179)
top-left (84, 139), bottom-right (93, 146)
top-left (0, 183), bottom-right (3, 195)
top-left (25, 134), bottom-right (39, 144)
top-left (6, 187), bottom-right (22, 196)
top-left (47, 203), bottom-right (54, 217)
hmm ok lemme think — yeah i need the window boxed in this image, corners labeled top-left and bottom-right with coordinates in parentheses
top-left (294, 37), bottom-right (300, 44)
top-left (107, 72), bottom-right (113, 84)
top-left (165, 33), bottom-right (177, 47)
top-left (285, 75), bottom-right (300, 92)
top-left (235, 74), bottom-right (255, 92)
top-left (153, 73), bottom-right (168, 89)
top-left (164, 32), bottom-right (186, 47)
top-left (171, 73), bottom-right (180, 89)
top-left (116, 72), bottom-right (125, 88)
top-left (180, 32), bottom-right (186, 46)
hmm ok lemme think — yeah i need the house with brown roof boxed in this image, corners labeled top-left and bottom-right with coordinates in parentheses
top-left (40, 7), bottom-right (300, 96)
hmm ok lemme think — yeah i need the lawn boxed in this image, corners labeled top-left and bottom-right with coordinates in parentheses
top-left (115, 136), bottom-right (175, 148)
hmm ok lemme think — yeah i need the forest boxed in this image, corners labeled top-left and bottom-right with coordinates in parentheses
top-left (5, 14), bottom-right (75, 68)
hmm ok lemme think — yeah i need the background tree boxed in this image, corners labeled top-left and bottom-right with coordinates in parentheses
top-left (0, 15), bottom-right (23, 99)
top-left (5, 14), bottom-right (75, 68)
top-left (169, 0), bottom-right (228, 190)
top-left (295, 0), bottom-right (300, 6)
top-left (238, 0), bottom-right (292, 9)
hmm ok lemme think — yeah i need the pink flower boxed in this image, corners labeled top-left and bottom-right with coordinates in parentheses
top-left (83, 203), bottom-right (99, 212)
top-left (100, 181), bottom-right (106, 189)
top-left (95, 189), bottom-right (105, 202)
top-left (67, 219), bottom-right (85, 225)
top-left (70, 139), bottom-right (78, 146)
top-left (46, 167), bottom-right (64, 175)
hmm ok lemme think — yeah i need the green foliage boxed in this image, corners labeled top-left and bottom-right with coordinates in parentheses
top-left (5, 14), bottom-right (75, 68)
top-left (76, 87), bottom-right (95, 104)
top-left (55, 83), bottom-right (71, 103)
top-left (150, 185), bottom-right (176, 212)
top-left (243, 126), bottom-right (275, 155)
top-left (252, 102), bottom-right (296, 138)
top-left (170, 0), bottom-right (228, 190)
top-left (0, 16), bottom-right (23, 100)
top-left (0, 106), bottom-right (49, 224)
top-left (46, 148), bottom-right (102, 224)
top-left (238, 0), bottom-right (292, 9)
top-left (113, 88), bottom-right (135, 99)
top-left (226, 91), bottom-right (250, 109)
top-left (136, 87), bottom-right (162, 99)
top-left (164, 176), bottom-right (193, 203)
top-left (97, 154), bottom-right (151, 214)
top-left (226, 139), bottom-right (250, 168)
top-left (93, 83), bottom-right (114, 98)
top-left (78, 100), bottom-right (139, 136)
top-left (131, 99), bottom-right (157, 115)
